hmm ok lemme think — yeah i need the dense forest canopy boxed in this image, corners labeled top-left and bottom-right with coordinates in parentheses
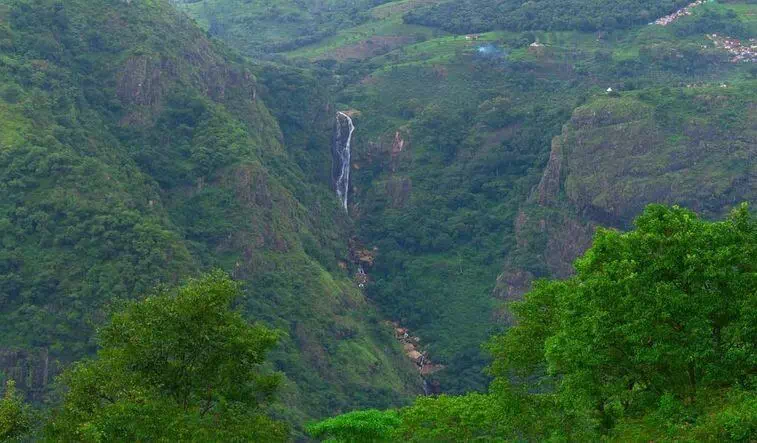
top-left (405, 0), bottom-right (693, 33)
top-left (46, 271), bottom-right (288, 441)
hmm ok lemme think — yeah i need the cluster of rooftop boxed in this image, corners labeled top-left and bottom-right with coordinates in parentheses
top-left (708, 34), bottom-right (757, 63)
top-left (652, 0), bottom-right (710, 26)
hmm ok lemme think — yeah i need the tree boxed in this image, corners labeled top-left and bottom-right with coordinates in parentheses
top-left (46, 270), bottom-right (288, 442)
top-left (310, 204), bottom-right (757, 442)
top-left (307, 409), bottom-right (401, 442)
top-left (0, 380), bottom-right (33, 441)
top-left (489, 204), bottom-right (757, 437)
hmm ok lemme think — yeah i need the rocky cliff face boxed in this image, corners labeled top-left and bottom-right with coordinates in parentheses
top-left (497, 88), bottom-right (757, 303)
top-left (116, 29), bottom-right (259, 126)
top-left (363, 128), bottom-right (414, 208)
top-left (563, 94), bottom-right (757, 224)
top-left (0, 348), bottom-right (57, 402)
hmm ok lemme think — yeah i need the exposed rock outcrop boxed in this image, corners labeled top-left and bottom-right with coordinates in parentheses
top-left (363, 128), bottom-right (411, 172)
top-left (391, 323), bottom-right (444, 378)
top-left (533, 136), bottom-right (563, 205)
top-left (0, 348), bottom-right (57, 401)
top-left (496, 90), bottom-right (757, 309)
top-left (385, 177), bottom-right (413, 208)
top-left (116, 38), bottom-right (258, 126)
top-left (349, 237), bottom-right (377, 268)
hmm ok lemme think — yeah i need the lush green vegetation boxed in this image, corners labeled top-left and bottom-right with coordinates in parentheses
top-left (3, 0), bottom-right (757, 439)
top-left (1, 272), bottom-right (290, 441)
top-left (47, 271), bottom-right (287, 441)
top-left (310, 205), bottom-right (757, 441)
top-left (0, 380), bottom-right (33, 441)
top-left (405, 0), bottom-right (692, 33)
top-left (176, 0), bottom-right (395, 55)
top-left (317, 0), bottom-right (755, 393)
top-left (0, 0), bottom-right (419, 433)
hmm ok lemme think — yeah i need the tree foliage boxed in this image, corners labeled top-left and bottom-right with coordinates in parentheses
top-left (0, 0), bottom-right (418, 425)
top-left (492, 204), bottom-right (756, 402)
top-left (307, 409), bottom-right (401, 442)
top-left (0, 380), bottom-right (33, 441)
top-left (405, 0), bottom-right (692, 34)
top-left (311, 204), bottom-right (757, 441)
top-left (176, 0), bottom-right (394, 55)
top-left (46, 271), bottom-right (288, 442)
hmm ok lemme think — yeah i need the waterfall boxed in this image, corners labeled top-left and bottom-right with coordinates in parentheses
top-left (333, 112), bottom-right (354, 213)
top-left (422, 378), bottom-right (431, 395)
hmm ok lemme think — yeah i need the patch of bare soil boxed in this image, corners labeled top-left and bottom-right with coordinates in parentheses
top-left (371, 0), bottom-right (446, 19)
top-left (317, 36), bottom-right (415, 61)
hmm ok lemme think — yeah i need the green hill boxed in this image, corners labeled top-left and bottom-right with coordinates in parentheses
top-left (404, 0), bottom-right (693, 33)
top-left (175, 0), bottom-right (396, 55)
top-left (498, 84), bottom-right (757, 300)
top-left (0, 0), bottom-right (420, 431)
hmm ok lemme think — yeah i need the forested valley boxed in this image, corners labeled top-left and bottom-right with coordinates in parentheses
top-left (1, 0), bottom-right (756, 440)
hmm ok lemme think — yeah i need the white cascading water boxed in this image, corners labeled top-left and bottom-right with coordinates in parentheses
top-left (334, 112), bottom-right (355, 213)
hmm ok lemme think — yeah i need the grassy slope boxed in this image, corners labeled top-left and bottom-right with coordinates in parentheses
top-left (0, 0), bottom-right (420, 431)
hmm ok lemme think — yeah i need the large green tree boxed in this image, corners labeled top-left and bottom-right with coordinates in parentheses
top-left (0, 380), bottom-right (33, 441)
top-left (46, 271), bottom-right (288, 442)
top-left (490, 204), bottom-right (757, 434)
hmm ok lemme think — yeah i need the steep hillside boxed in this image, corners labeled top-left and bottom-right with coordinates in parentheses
top-left (321, 3), bottom-right (752, 393)
top-left (175, 0), bottom-right (397, 55)
top-left (178, 0), bottom-right (757, 394)
top-left (0, 0), bottom-right (420, 428)
top-left (405, 0), bottom-right (693, 33)
top-left (497, 83), bottom-right (757, 300)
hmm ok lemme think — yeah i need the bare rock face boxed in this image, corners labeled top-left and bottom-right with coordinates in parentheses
top-left (492, 268), bottom-right (533, 324)
top-left (493, 268), bottom-right (533, 302)
top-left (363, 128), bottom-right (411, 172)
top-left (0, 348), bottom-right (57, 401)
top-left (495, 91), bottom-right (757, 314)
top-left (116, 38), bottom-right (258, 127)
top-left (494, 210), bottom-right (594, 305)
top-left (533, 135), bottom-right (563, 205)
top-left (498, 140), bottom-right (595, 300)
top-left (561, 95), bottom-right (757, 225)
top-left (390, 131), bottom-right (409, 163)
top-left (385, 177), bottom-right (412, 209)
top-left (391, 322), bottom-right (444, 378)
top-left (544, 215), bottom-right (594, 279)
top-left (353, 128), bottom-right (414, 215)
top-left (349, 237), bottom-right (377, 268)
top-left (117, 56), bottom-right (168, 106)
top-left (117, 56), bottom-right (173, 125)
